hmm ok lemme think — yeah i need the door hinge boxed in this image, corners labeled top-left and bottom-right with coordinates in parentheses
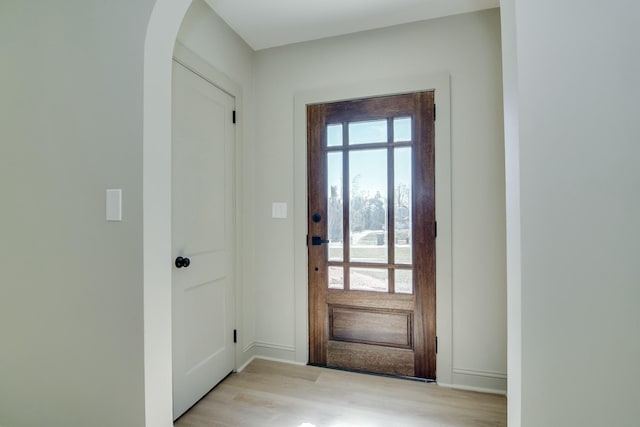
top-left (434, 221), bottom-right (437, 238)
top-left (435, 336), bottom-right (438, 354)
top-left (433, 104), bottom-right (436, 121)
top-left (232, 110), bottom-right (236, 124)
top-left (306, 234), bottom-right (308, 246)
top-left (233, 329), bottom-right (237, 343)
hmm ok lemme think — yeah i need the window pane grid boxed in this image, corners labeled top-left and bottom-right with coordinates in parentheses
top-left (325, 115), bottom-right (414, 295)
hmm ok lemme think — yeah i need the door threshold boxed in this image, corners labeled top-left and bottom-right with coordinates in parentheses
top-left (307, 363), bottom-right (436, 383)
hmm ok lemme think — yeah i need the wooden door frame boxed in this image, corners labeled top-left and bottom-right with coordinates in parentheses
top-left (293, 73), bottom-right (454, 385)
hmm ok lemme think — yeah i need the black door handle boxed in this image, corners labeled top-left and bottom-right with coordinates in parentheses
top-left (311, 236), bottom-right (330, 246)
top-left (175, 256), bottom-right (191, 268)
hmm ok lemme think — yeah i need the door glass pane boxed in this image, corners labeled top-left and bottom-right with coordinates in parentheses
top-left (329, 266), bottom-right (344, 290)
top-left (327, 152), bottom-right (343, 261)
top-left (349, 119), bottom-right (387, 145)
top-left (350, 267), bottom-right (388, 292)
top-left (349, 149), bottom-right (387, 263)
top-left (395, 269), bottom-right (413, 294)
top-left (327, 124), bottom-right (343, 147)
top-left (393, 117), bottom-right (412, 142)
top-left (394, 147), bottom-right (412, 264)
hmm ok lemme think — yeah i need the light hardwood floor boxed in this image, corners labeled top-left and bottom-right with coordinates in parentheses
top-left (174, 359), bottom-right (506, 427)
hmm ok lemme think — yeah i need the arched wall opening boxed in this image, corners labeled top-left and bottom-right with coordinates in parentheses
top-left (142, 3), bottom-right (519, 426)
top-left (143, 1), bottom-right (192, 425)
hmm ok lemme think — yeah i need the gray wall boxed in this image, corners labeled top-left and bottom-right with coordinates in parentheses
top-left (503, 0), bottom-right (640, 424)
top-left (0, 1), bottom-right (153, 425)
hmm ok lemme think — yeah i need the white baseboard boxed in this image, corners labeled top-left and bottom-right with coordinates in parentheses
top-left (236, 355), bottom-right (257, 372)
top-left (438, 368), bottom-right (507, 395)
top-left (236, 352), bottom-right (307, 373)
top-left (241, 341), bottom-right (298, 364)
top-left (235, 342), bottom-right (257, 372)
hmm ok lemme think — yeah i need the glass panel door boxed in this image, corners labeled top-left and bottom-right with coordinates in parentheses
top-left (307, 91), bottom-right (436, 379)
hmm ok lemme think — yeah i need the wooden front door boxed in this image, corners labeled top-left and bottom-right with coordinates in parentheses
top-left (307, 92), bottom-right (436, 379)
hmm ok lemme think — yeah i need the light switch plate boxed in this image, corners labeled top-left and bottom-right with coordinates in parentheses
top-left (106, 189), bottom-right (122, 221)
top-left (272, 202), bottom-right (287, 219)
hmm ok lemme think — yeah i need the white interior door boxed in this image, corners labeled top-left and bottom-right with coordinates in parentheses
top-left (172, 60), bottom-right (235, 419)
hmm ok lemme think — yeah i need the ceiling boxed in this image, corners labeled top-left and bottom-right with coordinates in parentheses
top-left (204, 0), bottom-right (500, 51)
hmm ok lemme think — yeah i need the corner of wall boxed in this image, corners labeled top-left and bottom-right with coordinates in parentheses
top-left (499, 0), bottom-right (522, 423)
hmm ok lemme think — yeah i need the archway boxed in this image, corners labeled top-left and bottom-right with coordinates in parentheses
top-left (143, 1), bottom-right (192, 425)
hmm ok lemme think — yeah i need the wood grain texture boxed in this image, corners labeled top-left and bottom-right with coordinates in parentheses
top-left (329, 305), bottom-right (413, 348)
top-left (327, 340), bottom-right (415, 377)
top-left (307, 104), bottom-right (328, 366)
top-left (174, 359), bottom-right (507, 427)
top-left (308, 92), bottom-right (436, 379)
top-left (326, 290), bottom-right (413, 310)
top-left (412, 91), bottom-right (436, 379)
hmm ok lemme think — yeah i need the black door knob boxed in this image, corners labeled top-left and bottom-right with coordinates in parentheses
top-left (175, 256), bottom-right (191, 268)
